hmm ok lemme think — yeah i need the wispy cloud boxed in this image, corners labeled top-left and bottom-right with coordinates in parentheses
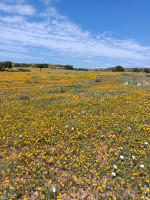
top-left (0, 1), bottom-right (150, 67)
top-left (0, 15), bottom-right (25, 23)
top-left (39, 0), bottom-right (61, 6)
top-left (39, 0), bottom-right (51, 6)
top-left (0, 51), bottom-right (41, 60)
top-left (0, 3), bottom-right (36, 16)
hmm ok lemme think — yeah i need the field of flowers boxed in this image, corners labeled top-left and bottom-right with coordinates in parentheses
top-left (0, 68), bottom-right (149, 200)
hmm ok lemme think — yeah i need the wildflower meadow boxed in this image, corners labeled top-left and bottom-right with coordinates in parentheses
top-left (0, 68), bottom-right (149, 200)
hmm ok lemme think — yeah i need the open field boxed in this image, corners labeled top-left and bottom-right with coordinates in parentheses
top-left (0, 69), bottom-right (150, 200)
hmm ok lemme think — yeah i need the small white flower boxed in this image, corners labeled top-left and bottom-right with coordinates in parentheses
top-left (71, 127), bottom-right (74, 130)
top-left (129, 127), bottom-right (131, 130)
top-left (51, 187), bottom-right (56, 193)
top-left (19, 135), bottom-right (22, 138)
top-left (132, 155), bottom-right (135, 159)
top-left (144, 142), bottom-right (148, 145)
top-left (115, 123), bottom-right (119, 126)
top-left (120, 155), bottom-right (124, 160)
top-left (111, 172), bottom-right (116, 176)
top-left (120, 147), bottom-right (123, 150)
top-left (114, 152), bottom-right (118, 156)
top-left (140, 164), bottom-right (144, 169)
top-left (101, 135), bottom-right (104, 138)
top-left (113, 165), bottom-right (117, 169)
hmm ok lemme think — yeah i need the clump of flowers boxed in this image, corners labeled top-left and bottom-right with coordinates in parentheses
top-left (120, 155), bottom-right (124, 160)
top-left (111, 172), bottom-right (116, 177)
top-left (140, 164), bottom-right (144, 169)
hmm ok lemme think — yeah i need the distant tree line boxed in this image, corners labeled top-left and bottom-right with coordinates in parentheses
top-left (1, 62), bottom-right (149, 73)
top-left (14, 63), bottom-right (74, 70)
top-left (108, 66), bottom-right (150, 73)
top-left (14, 63), bottom-right (31, 68)
top-left (133, 68), bottom-right (150, 73)
top-left (14, 63), bottom-right (49, 68)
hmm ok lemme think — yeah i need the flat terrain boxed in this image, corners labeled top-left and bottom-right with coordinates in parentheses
top-left (0, 69), bottom-right (150, 200)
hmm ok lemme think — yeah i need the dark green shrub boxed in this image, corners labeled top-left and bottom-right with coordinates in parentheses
top-left (78, 68), bottom-right (88, 71)
top-left (64, 65), bottom-right (73, 70)
top-left (113, 65), bottom-right (124, 72)
top-left (36, 64), bottom-right (49, 68)
top-left (133, 68), bottom-right (139, 72)
top-left (144, 68), bottom-right (150, 73)
top-left (17, 68), bottom-right (31, 72)
top-left (14, 63), bottom-right (30, 67)
top-left (0, 63), bottom-right (5, 71)
top-left (0, 61), bottom-right (12, 71)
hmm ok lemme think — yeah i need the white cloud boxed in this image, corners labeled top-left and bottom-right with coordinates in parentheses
top-left (3, 0), bottom-right (25, 2)
top-left (0, 15), bottom-right (25, 23)
top-left (0, 3), bottom-right (36, 15)
top-left (1, 22), bottom-right (147, 61)
top-left (0, 43), bottom-right (28, 53)
top-left (39, 0), bottom-right (51, 5)
top-left (0, 52), bottom-right (41, 60)
top-left (84, 59), bottom-right (96, 63)
top-left (0, 2), bottom-right (150, 67)
top-left (39, 0), bottom-right (61, 6)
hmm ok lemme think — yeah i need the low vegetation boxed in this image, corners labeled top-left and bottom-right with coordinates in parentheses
top-left (0, 69), bottom-right (149, 200)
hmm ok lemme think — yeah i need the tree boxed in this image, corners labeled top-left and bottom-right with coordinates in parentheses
top-left (5, 61), bottom-right (12, 69)
top-left (0, 63), bottom-right (5, 71)
top-left (36, 64), bottom-right (49, 68)
top-left (113, 65), bottom-right (124, 72)
top-left (14, 63), bottom-right (21, 67)
top-left (133, 68), bottom-right (139, 72)
top-left (0, 61), bottom-right (12, 71)
top-left (64, 65), bottom-right (73, 70)
top-left (144, 68), bottom-right (150, 73)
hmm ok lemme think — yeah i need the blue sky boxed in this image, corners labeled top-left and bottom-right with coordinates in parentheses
top-left (0, 0), bottom-right (150, 68)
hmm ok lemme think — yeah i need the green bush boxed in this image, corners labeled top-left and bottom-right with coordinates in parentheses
top-left (144, 68), bottom-right (150, 73)
top-left (36, 64), bottom-right (49, 68)
top-left (133, 68), bottom-right (139, 72)
top-left (0, 63), bottom-right (5, 71)
top-left (0, 61), bottom-right (12, 71)
top-left (14, 63), bottom-right (30, 67)
top-left (78, 68), bottom-right (88, 71)
top-left (17, 68), bottom-right (31, 72)
top-left (113, 65), bottom-right (124, 72)
top-left (64, 65), bottom-right (74, 70)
